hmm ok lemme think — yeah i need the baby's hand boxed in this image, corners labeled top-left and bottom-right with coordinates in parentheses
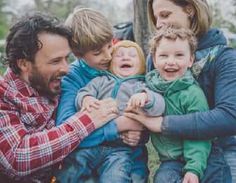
top-left (127, 92), bottom-right (148, 109)
top-left (81, 96), bottom-right (100, 112)
top-left (183, 172), bottom-right (199, 183)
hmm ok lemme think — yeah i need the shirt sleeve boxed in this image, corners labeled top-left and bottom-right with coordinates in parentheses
top-left (0, 109), bottom-right (94, 177)
top-left (56, 65), bottom-right (119, 146)
top-left (161, 49), bottom-right (236, 139)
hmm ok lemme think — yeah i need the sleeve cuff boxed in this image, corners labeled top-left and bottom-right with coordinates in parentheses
top-left (104, 120), bottom-right (119, 141)
top-left (66, 112), bottom-right (95, 137)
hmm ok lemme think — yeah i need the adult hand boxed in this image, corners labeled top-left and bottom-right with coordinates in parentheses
top-left (120, 130), bottom-right (142, 146)
top-left (115, 115), bottom-right (144, 132)
top-left (84, 98), bottom-right (118, 129)
top-left (124, 107), bottom-right (163, 133)
top-left (183, 172), bottom-right (199, 183)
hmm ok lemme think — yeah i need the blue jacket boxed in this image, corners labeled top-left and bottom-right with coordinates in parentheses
top-left (56, 60), bottom-right (119, 147)
top-left (147, 28), bottom-right (236, 145)
top-left (57, 59), bottom-right (149, 177)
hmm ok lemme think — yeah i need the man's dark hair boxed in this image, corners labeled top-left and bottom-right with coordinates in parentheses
top-left (5, 12), bottom-right (72, 74)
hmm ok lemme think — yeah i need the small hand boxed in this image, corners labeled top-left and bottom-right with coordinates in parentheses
top-left (183, 172), bottom-right (199, 183)
top-left (127, 92), bottom-right (148, 109)
top-left (81, 96), bottom-right (100, 112)
top-left (120, 130), bottom-right (142, 146)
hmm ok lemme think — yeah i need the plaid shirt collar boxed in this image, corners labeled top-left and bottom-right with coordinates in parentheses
top-left (3, 68), bottom-right (58, 103)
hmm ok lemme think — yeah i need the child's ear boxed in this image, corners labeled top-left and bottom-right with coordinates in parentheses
top-left (188, 55), bottom-right (194, 68)
top-left (72, 48), bottom-right (81, 58)
top-left (152, 54), bottom-right (158, 69)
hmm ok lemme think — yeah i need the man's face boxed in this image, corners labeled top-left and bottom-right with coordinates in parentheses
top-left (83, 41), bottom-right (113, 71)
top-left (28, 33), bottom-right (71, 98)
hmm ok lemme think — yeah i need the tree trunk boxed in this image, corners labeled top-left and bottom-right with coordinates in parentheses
top-left (133, 0), bottom-right (150, 57)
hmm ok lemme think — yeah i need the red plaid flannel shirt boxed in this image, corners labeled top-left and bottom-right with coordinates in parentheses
top-left (0, 69), bottom-right (95, 179)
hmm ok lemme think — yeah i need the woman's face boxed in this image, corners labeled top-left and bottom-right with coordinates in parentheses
top-left (152, 0), bottom-right (191, 29)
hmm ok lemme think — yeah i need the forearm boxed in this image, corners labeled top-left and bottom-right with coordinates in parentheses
top-left (162, 108), bottom-right (236, 139)
top-left (1, 113), bottom-right (94, 176)
top-left (79, 119), bottom-right (119, 147)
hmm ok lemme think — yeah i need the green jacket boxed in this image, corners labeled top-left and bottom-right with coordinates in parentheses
top-left (146, 70), bottom-right (211, 179)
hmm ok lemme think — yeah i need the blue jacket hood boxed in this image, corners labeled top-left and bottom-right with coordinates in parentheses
top-left (198, 28), bottom-right (227, 50)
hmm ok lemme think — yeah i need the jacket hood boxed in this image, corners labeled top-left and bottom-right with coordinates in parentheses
top-left (197, 28), bottom-right (227, 50)
top-left (146, 69), bottom-right (195, 96)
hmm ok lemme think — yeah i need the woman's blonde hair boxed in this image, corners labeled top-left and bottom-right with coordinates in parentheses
top-left (65, 7), bottom-right (113, 56)
top-left (147, 0), bottom-right (212, 38)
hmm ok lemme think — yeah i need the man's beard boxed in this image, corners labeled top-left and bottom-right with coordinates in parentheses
top-left (29, 67), bottom-right (65, 98)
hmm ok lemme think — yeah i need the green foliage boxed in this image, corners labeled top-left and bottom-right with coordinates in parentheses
top-left (147, 140), bottom-right (160, 183)
top-left (0, 0), bottom-right (8, 39)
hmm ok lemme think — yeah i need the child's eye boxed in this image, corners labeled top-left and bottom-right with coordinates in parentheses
top-left (176, 53), bottom-right (184, 57)
top-left (93, 51), bottom-right (101, 56)
top-left (129, 52), bottom-right (137, 57)
top-left (159, 54), bottom-right (167, 58)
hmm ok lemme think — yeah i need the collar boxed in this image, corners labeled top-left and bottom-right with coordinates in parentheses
top-left (4, 68), bottom-right (39, 97)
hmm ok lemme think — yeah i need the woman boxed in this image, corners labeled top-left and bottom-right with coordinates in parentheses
top-left (125, 0), bottom-right (236, 182)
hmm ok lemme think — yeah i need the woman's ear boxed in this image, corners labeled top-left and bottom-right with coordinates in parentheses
top-left (185, 5), bottom-right (195, 18)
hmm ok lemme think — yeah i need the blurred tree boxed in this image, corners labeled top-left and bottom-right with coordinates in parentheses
top-left (0, 0), bottom-right (8, 39)
top-left (133, 0), bottom-right (150, 57)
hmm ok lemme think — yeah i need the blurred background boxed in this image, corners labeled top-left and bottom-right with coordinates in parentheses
top-left (1, 0), bottom-right (236, 75)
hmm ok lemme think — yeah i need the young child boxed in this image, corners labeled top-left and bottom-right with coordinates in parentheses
top-left (129, 26), bottom-right (211, 183)
top-left (75, 40), bottom-right (165, 181)
top-left (54, 8), bottom-right (162, 183)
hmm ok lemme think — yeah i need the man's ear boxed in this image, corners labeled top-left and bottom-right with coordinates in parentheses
top-left (17, 59), bottom-right (32, 73)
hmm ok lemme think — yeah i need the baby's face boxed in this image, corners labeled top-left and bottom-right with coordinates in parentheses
top-left (153, 37), bottom-right (194, 81)
top-left (111, 46), bottom-right (142, 77)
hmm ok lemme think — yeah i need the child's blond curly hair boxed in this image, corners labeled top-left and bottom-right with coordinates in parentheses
top-left (149, 25), bottom-right (197, 57)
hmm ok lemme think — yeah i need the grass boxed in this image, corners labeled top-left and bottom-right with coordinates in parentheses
top-left (147, 140), bottom-right (160, 183)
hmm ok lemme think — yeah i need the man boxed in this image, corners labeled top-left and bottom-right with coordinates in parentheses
top-left (0, 12), bottom-right (118, 183)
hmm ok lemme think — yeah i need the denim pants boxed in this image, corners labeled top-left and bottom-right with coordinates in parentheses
top-left (154, 144), bottom-right (232, 183)
top-left (153, 160), bottom-right (183, 183)
top-left (201, 143), bottom-right (231, 183)
top-left (54, 145), bottom-right (147, 183)
top-left (219, 135), bottom-right (236, 183)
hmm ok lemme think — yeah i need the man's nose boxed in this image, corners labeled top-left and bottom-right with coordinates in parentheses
top-left (59, 59), bottom-right (69, 74)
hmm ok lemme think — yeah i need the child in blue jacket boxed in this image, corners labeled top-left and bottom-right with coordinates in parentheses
top-left (54, 7), bottom-right (163, 183)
